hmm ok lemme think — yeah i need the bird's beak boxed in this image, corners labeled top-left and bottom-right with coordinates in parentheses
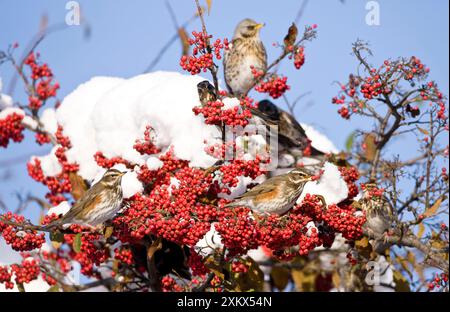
top-left (255, 23), bottom-right (265, 30)
top-left (120, 172), bottom-right (126, 177)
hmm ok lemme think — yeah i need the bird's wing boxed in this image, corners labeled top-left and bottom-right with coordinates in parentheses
top-left (234, 175), bottom-right (284, 200)
top-left (59, 185), bottom-right (104, 223)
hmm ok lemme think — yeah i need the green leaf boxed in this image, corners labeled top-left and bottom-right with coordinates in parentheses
top-left (73, 233), bottom-right (82, 253)
top-left (345, 131), bottom-right (356, 152)
top-left (47, 285), bottom-right (60, 292)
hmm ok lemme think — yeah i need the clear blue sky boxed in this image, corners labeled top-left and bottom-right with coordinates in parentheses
top-left (0, 0), bottom-right (449, 220)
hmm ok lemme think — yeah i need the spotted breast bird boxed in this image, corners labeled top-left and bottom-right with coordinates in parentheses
top-left (358, 183), bottom-right (395, 253)
top-left (224, 168), bottom-right (313, 215)
top-left (224, 18), bottom-right (267, 97)
top-left (45, 169), bottom-right (125, 229)
top-left (252, 99), bottom-right (325, 158)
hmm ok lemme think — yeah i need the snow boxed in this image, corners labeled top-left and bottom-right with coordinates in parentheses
top-left (119, 168), bottom-right (144, 199)
top-left (40, 107), bottom-right (58, 134)
top-left (0, 77), bottom-right (14, 109)
top-left (195, 223), bottom-right (223, 256)
top-left (298, 162), bottom-right (349, 205)
top-left (146, 156), bottom-right (163, 170)
top-left (35, 72), bottom-right (227, 189)
top-left (47, 200), bottom-right (71, 216)
top-left (32, 146), bottom-right (62, 177)
top-left (300, 123), bottom-right (339, 154)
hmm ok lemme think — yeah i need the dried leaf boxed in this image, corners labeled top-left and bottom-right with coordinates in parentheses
top-left (355, 237), bottom-right (373, 259)
top-left (233, 257), bottom-right (264, 292)
top-left (423, 197), bottom-right (444, 217)
top-left (291, 269), bottom-right (316, 292)
top-left (47, 285), bottom-right (60, 292)
top-left (364, 133), bottom-right (377, 161)
top-left (69, 172), bottom-right (88, 200)
top-left (205, 0), bottom-right (212, 15)
top-left (270, 266), bottom-right (290, 290)
top-left (406, 251), bottom-right (416, 268)
top-left (147, 237), bottom-right (162, 260)
top-left (393, 270), bottom-right (410, 292)
top-left (204, 257), bottom-right (225, 280)
top-left (39, 14), bottom-right (48, 33)
top-left (417, 127), bottom-right (429, 136)
top-left (283, 22), bottom-right (298, 51)
top-left (73, 233), bottom-right (82, 253)
top-left (396, 256), bottom-right (413, 279)
top-left (178, 27), bottom-right (190, 56)
top-left (331, 271), bottom-right (341, 288)
top-left (417, 223), bottom-right (425, 238)
top-left (104, 226), bottom-right (114, 239)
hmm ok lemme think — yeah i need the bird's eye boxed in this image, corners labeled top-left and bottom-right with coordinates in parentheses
top-left (247, 25), bottom-right (255, 30)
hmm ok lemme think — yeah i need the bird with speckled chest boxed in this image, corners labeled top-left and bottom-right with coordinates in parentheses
top-left (223, 18), bottom-right (267, 97)
top-left (224, 168), bottom-right (313, 215)
top-left (45, 169), bottom-right (125, 229)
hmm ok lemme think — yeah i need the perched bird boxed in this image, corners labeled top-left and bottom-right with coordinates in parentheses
top-left (224, 18), bottom-right (267, 97)
top-left (225, 168), bottom-right (313, 215)
top-left (252, 99), bottom-right (325, 157)
top-left (359, 183), bottom-right (395, 253)
top-left (45, 169), bottom-right (126, 229)
top-left (197, 80), bottom-right (217, 106)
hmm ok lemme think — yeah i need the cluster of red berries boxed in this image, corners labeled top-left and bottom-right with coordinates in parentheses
top-left (55, 125), bottom-right (71, 148)
top-left (231, 261), bottom-right (248, 273)
top-left (35, 132), bottom-right (51, 145)
top-left (255, 75), bottom-right (290, 99)
top-left (10, 259), bottom-right (41, 285)
top-left (0, 112), bottom-right (25, 148)
top-left (27, 158), bottom-right (72, 205)
top-left (114, 247), bottom-right (134, 266)
top-left (133, 125), bottom-right (160, 155)
top-left (192, 98), bottom-right (254, 127)
top-left (361, 183), bottom-right (385, 198)
top-left (64, 231), bottom-right (107, 277)
top-left (428, 273), bottom-right (448, 291)
top-left (187, 249), bottom-right (209, 276)
top-left (24, 52), bottom-right (59, 111)
top-left (0, 265), bottom-right (14, 289)
top-left (94, 151), bottom-right (132, 169)
top-left (161, 275), bottom-right (183, 292)
top-left (338, 166), bottom-right (360, 199)
top-left (180, 31), bottom-right (228, 75)
top-left (288, 46), bottom-right (305, 70)
top-left (0, 212), bottom-right (45, 251)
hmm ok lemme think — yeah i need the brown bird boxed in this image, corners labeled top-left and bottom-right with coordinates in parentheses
top-left (45, 169), bottom-right (125, 229)
top-left (359, 183), bottom-right (395, 253)
top-left (224, 168), bottom-right (313, 215)
top-left (252, 99), bottom-right (325, 157)
top-left (197, 80), bottom-right (217, 106)
top-left (224, 18), bottom-right (267, 97)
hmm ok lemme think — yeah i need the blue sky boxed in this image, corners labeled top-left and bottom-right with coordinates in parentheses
top-left (0, 0), bottom-right (449, 221)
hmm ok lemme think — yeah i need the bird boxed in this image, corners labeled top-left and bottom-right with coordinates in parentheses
top-left (358, 183), bottom-right (395, 253)
top-left (223, 18), bottom-right (267, 97)
top-left (197, 80), bottom-right (217, 106)
top-left (45, 169), bottom-right (126, 229)
top-left (224, 168), bottom-right (313, 215)
top-left (251, 99), bottom-right (325, 158)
